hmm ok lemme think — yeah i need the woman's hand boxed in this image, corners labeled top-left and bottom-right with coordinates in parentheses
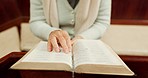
top-left (71, 35), bottom-right (83, 45)
top-left (48, 30), bottom-right (71, 53)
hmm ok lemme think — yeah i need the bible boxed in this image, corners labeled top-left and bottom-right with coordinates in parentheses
top-left (11, 39), bottom-right (134, 76)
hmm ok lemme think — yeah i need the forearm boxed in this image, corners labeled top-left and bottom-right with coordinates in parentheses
top-left (30, 21), bottom-right (59, 41)
top-left (78, 23), bottom-right (109, 39)
top-left (30, 0), bottom-right (60, 41)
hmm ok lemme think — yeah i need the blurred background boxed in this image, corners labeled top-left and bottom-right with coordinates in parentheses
top-left (0, 0), bottom-right (148, 31)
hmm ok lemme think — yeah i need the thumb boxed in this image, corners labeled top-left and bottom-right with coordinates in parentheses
top-left (71, 38), bottom-right (76, 46)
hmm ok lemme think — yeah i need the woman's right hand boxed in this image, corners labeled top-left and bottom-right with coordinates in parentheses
top-left (47, 30), bottom-right (71, 53)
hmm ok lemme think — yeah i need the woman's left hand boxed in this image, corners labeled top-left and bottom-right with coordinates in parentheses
top-left (48, 30), bottom-right (71, 53)
top-left (71, 36), bottom-right (83, 45)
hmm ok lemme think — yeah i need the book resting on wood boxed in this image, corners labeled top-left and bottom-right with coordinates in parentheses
top-left (11, 39), bottom-right (134, 76)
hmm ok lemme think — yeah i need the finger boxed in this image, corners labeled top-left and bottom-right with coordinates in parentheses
top-left (56, 32), bottom-right (69, 53)
top-left (47, 40), bottom-right (52, 52)
top-left (67, 39), bottom-right (72, 52)
top-left (71, 36), bottom-right (83, 45)
top-left (58, 36), bottom-right (69, 53)
top-left (71, 38), bottom-right (76, 45)
top-left (62, 31), bottom-right (72, 52)
top-left (50, 36), bottom-right (60, 52)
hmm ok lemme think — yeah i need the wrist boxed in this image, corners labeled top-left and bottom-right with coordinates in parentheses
top-left (74, 35), bottom-right (83, 39)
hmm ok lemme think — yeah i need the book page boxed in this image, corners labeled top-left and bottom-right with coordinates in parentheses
top-left (73, 39), bottom-right (122, 68)
top-left (22, 41), bottom-right (73, 68)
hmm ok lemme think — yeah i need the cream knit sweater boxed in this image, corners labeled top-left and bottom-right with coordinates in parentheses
top-left (30, 0), bottom-right (111, 40)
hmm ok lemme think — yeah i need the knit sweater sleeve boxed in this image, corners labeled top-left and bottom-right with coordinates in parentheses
top-left (29, 0), bottom-right (60, 41)
top-left (77, 0), bottom-right (111, 39)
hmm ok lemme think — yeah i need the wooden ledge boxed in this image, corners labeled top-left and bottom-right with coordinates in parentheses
top-left (111, 19), bottom-right (148, 25)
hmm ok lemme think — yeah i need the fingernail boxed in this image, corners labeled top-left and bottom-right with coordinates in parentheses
top-left (69, 49), bottom-right (72, 52)
top-left (69, 47), bottom-right (72, 52)
top-left (48, 48), bottom-right (51, 52)
top-left (56, 48), bottom-right (60, 52)
top-left (65, 49), bottom-right (69, 53)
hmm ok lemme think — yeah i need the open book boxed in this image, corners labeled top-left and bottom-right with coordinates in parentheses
top-left (11, 39), bottom-right (134, 76)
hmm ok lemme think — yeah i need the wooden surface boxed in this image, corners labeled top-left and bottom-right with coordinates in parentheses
top-left (111, 19), bottom-right (148, 25)
top-left (20, 70), bottom-right (72, 78)
top-left (119, 55), bottom-right (148, 78)
top-left (0, 52), bottom-right (25, 78)
top-left (0, 52), bottom-right (148, 78)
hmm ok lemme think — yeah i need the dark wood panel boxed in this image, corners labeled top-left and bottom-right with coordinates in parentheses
top-left (0, 2), bottom-right (10, 25)
top-left (0, 52), bottom-right (25, 78)
top-left (16, 0), bottom-right (30, 16)
top-left (0, 0), bottom-right (30, 32)
top-left (111, 19), bottom-right (148, 25)
top-left (0, 0), bottom-right (22, 32)
top-left (112, 0), bottom-right (148, 20)
top-left (120, 55), bottom-right (148, 78)
top-left (0, 0), bottom-right (21, 23)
